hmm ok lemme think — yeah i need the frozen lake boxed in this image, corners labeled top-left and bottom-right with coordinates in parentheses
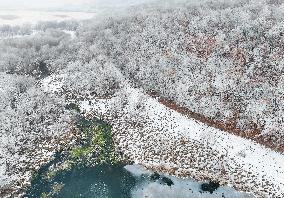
top-left (0, 10), bottom-right (95, 25)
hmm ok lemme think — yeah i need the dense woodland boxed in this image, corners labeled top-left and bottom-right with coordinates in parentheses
top-left (1, 0), bottom-right (284, 175)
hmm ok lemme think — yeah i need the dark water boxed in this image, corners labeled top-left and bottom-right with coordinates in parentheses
top-left (54, 165), bottom-right (136, 198)
top-left (26, 163), bottom-right (254, 198)
top-left (26, 164), bottom-right (136, 198)
top-left (26, 150), bottom-right (253, 198)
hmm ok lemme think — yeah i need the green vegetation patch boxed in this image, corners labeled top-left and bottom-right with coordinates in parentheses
top-left (26, 117), bottom-right (123, 197)
top-left (69, 121), bottom-right (121, 167)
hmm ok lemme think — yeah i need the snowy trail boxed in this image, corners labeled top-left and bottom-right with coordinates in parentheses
top-left (79, 85), bottom-right (284, 198)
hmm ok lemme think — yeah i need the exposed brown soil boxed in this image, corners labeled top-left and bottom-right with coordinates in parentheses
top-left (147, 91), bottom-right (284, 153)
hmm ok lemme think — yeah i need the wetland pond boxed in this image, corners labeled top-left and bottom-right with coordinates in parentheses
top-left (26, 117), bottom-right (253, 198)
top-left (26, 163), bottom-right (253, 198)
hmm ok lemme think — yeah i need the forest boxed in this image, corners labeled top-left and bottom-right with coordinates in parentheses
top-left (1, 0), bottom-right (284, 150)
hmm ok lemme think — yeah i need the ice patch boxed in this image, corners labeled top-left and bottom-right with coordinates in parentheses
top-left (124, 164), bottom-right (152, 177)
top-left (125, 165), bottom-right (252, 198)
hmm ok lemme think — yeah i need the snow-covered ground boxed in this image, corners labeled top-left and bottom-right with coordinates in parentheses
top-left (0, 10), bottom-right (95, 25)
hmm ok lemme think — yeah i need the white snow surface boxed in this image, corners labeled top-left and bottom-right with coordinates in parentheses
top-left (41, 74), bottom-right (66, 93)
